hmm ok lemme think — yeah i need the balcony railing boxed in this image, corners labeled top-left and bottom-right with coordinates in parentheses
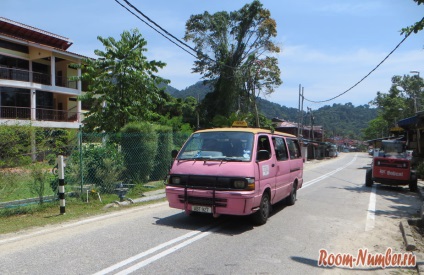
top-left (0, 106), bottom-right (79, 122)
top-left (0, 67), bottom-right (29, 82)
top-left (0, 67), bottom-right (78, 89)
top-left (56, 75), bottom-right (77, 89)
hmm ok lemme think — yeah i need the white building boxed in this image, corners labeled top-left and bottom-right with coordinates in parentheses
top-left (0, 17), bottom-right (85, 129)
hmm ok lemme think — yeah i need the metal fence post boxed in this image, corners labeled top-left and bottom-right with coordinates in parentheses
top-left (79, 125), bottom-right (84, 194)
top-left (58, 155), bottom-right (65, 214)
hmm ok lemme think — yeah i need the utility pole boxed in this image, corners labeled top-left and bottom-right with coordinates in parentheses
top-left (410, 71), bottom-right (421, 154)
top-left (307, 106), bottom-right (315, 158)
top-left (297, 85), bottom-right (304, 138)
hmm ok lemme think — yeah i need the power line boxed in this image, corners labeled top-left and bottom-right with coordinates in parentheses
top-left (116, 0), bottom-right (420, 105)
top-left (304, 19), bottom-right (423, 104)
top-left (115, 0), bottom-right (239, 71)
top-left (121, 0), bottom-right (198, 55)
top-left (114, 0), bottom-right (198, 58)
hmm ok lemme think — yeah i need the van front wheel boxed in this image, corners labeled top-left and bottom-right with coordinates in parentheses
top-left (252, 192), bottom-right (270, 225)
top-left (286, 183), bottom-right (297, 206)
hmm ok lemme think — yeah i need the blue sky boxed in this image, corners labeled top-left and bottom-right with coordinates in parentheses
top-left (2, 0), bottom-right (424, 109)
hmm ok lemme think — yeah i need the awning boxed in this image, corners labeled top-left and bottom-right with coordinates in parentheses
top-left (398, 116), bottom-right (417, 128)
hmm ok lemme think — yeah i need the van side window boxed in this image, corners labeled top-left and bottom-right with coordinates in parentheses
top-left (273, 137), bottom-right (288, 161)
top-left (287, 138), bottom-right (301, 159)
top-left (258, 136), bottom-right (271, 152)
top-left (257, 135), bottom-right (271, 160)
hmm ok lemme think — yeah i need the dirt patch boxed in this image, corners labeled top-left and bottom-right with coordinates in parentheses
top-left (0, 167), bottom-right (30, 174)
top-left (410, 220), bottom-right (424, 253)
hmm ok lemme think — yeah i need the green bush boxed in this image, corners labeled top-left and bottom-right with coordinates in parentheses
top-left (29, 163), bottom-right (55, 204)
top-left (150, 126), bottom-right (173, 181)
top-left (0, 126), bottom-right (77, 168)
top-left (62, 135), bottom-right (125, 194)
top-left (121, 122), bottom-right (158, 183)
top-left (0, 125), bottom-right (32, 167)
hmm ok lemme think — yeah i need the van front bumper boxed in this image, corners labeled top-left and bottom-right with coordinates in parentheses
top-left (166, 186), bottom-right (260, 216)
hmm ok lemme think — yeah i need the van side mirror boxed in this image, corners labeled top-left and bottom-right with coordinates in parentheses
top-left (171, 149), bottom-right (179, 158)
top-left (256, 150), bottom-right (270, 162)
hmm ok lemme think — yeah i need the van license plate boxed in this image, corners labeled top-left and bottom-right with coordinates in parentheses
top-left (192, 205), bottom-right (212, 213)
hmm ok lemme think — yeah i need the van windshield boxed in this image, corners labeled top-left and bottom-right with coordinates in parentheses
top-left (178, 131), bottom-right (254, 162)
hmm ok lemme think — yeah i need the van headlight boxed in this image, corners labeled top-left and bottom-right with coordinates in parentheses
top-left (232, 178), bottom-right (255, 190)
top-left (171, 176), bottom-right (181, 185)
top-left (233, 180), bottom-right (246, 189)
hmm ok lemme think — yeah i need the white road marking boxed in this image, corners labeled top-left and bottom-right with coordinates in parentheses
top-left (93, 224), bottom-right (221, 275)
top-left (95, 154), bottom-right (361, 274)
top-left (301, 154), bottom-right (357, 189)
top-left (115, 227), bottom-right (221, 274)
top-left (365, 185), bottom-right (377, 231)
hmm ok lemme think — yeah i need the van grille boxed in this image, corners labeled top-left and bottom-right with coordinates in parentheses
top-left (170, 175), bottom-right (237, 190)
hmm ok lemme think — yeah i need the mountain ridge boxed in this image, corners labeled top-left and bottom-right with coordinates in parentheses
top-left (164, 81), bottom-right (377, 139)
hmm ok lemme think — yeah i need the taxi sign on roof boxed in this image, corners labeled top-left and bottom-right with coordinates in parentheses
top-left (232, 121), bottom-right (248, 127)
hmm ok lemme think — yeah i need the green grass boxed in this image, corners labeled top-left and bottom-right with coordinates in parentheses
top-left (0, 165), bottom-right (56, 201)
top-left (0, 181), bottom-right (166, 235)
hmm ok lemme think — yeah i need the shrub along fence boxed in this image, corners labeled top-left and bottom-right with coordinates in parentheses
top-left (0, 125), bottom-right (190, 203)
top-left (65, 128), bottom-right (191, 197)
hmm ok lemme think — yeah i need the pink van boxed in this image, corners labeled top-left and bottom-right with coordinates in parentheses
top-left (165, 126), bottom-right (303, 225)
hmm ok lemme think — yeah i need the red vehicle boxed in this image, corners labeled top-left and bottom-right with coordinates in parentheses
top-left (365, 140), bottom-right (417, 191)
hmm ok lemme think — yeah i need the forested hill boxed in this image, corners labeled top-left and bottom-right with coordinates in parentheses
top-left (165, 82), bottom-right (377, 139)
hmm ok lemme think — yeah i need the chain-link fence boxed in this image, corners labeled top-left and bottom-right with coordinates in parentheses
top-left (64, 130), bottom-right (191, 197)
top-left (0, 126), bottom-right (190, 203)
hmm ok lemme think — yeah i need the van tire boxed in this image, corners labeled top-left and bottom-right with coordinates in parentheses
top-left (286, 183), bottom-right (297, 206)
top-left (252, 192), bottom-right (270, 225)
top-left (365, 169), bottom-right (373, 187)
top-left (410, 174), bottom-right (418, 192)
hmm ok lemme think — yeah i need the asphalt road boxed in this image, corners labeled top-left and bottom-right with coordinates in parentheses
top-left (0, 152), bottom-right (421, 274)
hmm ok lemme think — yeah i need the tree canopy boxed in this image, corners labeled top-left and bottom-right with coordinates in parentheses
top-left (184, 0), bottom-right (281, 125)
top-left (78, 29), bottom-right (169, 132)
top-left (364, 74), bottom-right (424, 140)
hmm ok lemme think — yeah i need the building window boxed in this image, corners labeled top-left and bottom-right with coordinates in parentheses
top-left (0, 87), bottom-right (30, 107)
top-left (0, 54), bottom-right (29, 69)
top-left (36, 90), bottom-right (53, 110)
top-left (33, 61), bottom-right (50, 85)
top-left (0, 54), bottom-right (29, 81)
top-left (0, 87), bottom-right (30, 119)
top-left (0, 39), bottom-right (29, 54)
top-left (36, 90), bottom-right (54, 120)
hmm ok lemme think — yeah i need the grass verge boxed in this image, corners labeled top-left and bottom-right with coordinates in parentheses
top-left (0, 182), bottom-right (165, 235)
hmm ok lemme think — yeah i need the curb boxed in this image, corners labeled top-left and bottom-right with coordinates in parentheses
top-left (104, 191), bottom-right (166, 208)
top-left (404, 181), bottom-right (424, 273)
top-left (400, 220), bottom-right (417, 251)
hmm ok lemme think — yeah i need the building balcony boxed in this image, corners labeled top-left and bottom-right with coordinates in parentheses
top-left (0, 106), bottom-right (79, 122)
top-left (0, 67), bottom-right (78, 89)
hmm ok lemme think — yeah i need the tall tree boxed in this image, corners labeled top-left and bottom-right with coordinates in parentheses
top-left (78, 29), bottom-right (168, 132)
top-left (362, 117), bottom-right (388, 140)
top-left (370, 75), bottom-right (424, 123)
top-left (184, 0), bottom-right (281, 124)
top-left (366, 74), bottom-right (424, 139)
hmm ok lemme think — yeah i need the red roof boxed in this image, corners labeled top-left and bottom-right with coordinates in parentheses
top-left (0, 17), bottom-right (73, 50)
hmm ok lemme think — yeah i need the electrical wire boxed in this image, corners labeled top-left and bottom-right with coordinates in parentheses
top-left (114, 0), bottom-right (198, 58)
top-left (121, 0), bottom-right (198, 55)
top-left (116, 0), bottom-right (422, 105)
top-left (303, 18), bottom-right (424, 104)
top-left (115, 0), bottom-right (239, 71)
